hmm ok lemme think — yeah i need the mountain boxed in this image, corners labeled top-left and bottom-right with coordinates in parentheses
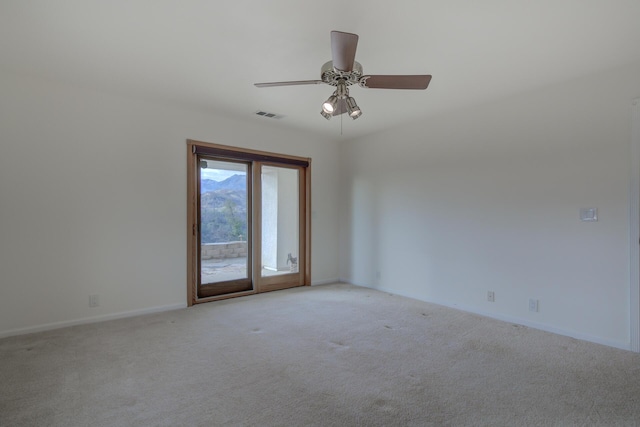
top-left (201, 174), bottom-right (246, 193)
top-left (200, 179), bottom-right (219, 193)
top-left (199, 174), bottom-right (248, 243)
top-left (200, 190), bottom-right (247, 211)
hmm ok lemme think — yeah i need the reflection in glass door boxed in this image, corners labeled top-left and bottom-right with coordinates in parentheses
top-left (198, 158), bottom-right (252, 298)
top-left (261, 165), bottom-right (299, 277)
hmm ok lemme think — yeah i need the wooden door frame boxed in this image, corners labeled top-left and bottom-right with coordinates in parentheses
top-left (186, 139), bottom-right (312, 306)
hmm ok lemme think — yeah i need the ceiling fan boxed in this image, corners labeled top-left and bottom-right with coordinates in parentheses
top-left (254, 31), bottom-right (432, 121)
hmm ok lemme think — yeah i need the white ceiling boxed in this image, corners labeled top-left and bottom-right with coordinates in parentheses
top-left (2, 1), bottom-right (640, 142)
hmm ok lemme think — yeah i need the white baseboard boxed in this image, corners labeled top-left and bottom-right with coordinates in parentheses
top-left (339, 280), bottom-right (632, 352)
top-left (0, 303), bottom-right (187, 339)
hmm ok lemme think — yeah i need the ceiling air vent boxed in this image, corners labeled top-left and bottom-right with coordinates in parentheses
top-left (255, 111), bottom-right (284, 119)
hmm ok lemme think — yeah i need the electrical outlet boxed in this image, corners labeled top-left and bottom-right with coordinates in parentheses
top-left (89, 294), bottom-right (99, 308)
top-left (487, 291), bottom-right (495, 302)
top-left (529, 298), bottom-right (539, 312)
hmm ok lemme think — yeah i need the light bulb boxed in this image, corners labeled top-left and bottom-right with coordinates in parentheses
top-left (322, 94), bottom-right (338, 114)
top-left (346, 97), bottom-right (362, 120)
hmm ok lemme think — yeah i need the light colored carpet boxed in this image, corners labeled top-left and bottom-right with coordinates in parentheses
top-left (1, 283), bottom-right (639, 426)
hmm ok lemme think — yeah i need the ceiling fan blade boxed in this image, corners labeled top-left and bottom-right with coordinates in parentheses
top-left (360, 75), bottom-right (432, 90)
top-left (331, 31), bottom-right (359, 72)
top-left (332, 99), bottom-right (347, 116)
top-left (254, 80), bottom-right (323, 88)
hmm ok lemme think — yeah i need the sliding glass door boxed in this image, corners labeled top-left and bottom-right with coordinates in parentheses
top-left (187, 140), bottom-right (310, 304)
top-left (258, 164), bottom-right (303, 293)
top-left (198, 158), bottom-right (252, 298)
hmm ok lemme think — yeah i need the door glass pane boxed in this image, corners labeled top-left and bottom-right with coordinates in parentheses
top-left (200, 159), bottom-right (249, 285)
top-left (261, 166), bottom-right (299, 277)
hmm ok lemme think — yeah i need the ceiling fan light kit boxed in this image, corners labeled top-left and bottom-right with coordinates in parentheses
top-left (255, 31), bottom-right (432, 123)
top-left (321, 79), bottom-right (359, 120)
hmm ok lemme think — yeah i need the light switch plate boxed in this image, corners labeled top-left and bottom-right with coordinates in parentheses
top-left (580, 208), bottom-right (598, 222)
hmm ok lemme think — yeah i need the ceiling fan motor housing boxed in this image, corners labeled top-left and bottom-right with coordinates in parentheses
top-left (321, 61), bottom-right (363, 87)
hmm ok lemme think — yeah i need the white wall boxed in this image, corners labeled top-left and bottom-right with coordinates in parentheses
top-left (0, 72), bottom-right (340, 337)
top-left (339, 61), bottom-right (640, 350)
